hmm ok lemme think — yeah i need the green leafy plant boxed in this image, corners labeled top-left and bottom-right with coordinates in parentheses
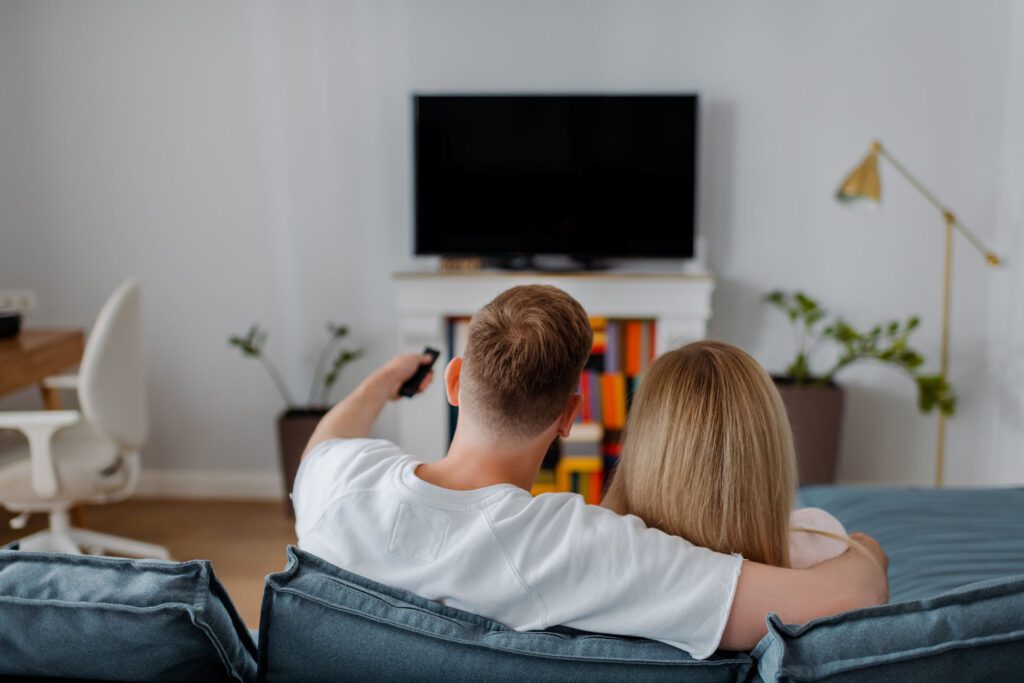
top-left (764, 290), bottom-right (956, 416)
top-left (229, 322), bottom-right (364, 408)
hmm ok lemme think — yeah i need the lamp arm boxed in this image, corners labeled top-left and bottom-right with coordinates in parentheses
top-left (878, 146), bottom-right (1001, 266)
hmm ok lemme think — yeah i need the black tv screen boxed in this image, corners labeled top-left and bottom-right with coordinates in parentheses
top-left (414, 94), bottom-right (698, 259)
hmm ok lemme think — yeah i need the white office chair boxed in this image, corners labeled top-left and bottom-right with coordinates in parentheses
top-left (0, 278), bottom-right (169, 558)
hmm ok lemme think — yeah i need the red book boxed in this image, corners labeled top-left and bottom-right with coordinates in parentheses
top-left (589, 471), bottom-right (604, 505)
top-left (625, 321), bottom-right (642, 376)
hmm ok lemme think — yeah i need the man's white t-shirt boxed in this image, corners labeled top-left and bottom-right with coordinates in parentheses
top-left (293, 438), bottom-right (743, 659)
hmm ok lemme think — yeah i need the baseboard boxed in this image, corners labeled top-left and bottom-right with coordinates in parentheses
top-left (135, 469), bottom-right (285, 500)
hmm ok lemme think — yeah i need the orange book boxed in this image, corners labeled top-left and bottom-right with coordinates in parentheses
top-left (590, 317), bottom-right (608, 354)
top-left (613, 373), bottom-right (627, 428)
top-left (625, 321), bottom-right (642, 376)
top-left (588, 471), bottom-right (603, 505)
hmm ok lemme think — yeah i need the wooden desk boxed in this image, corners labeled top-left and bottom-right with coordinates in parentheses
top-left (0, 329), bottom-right (85, 407)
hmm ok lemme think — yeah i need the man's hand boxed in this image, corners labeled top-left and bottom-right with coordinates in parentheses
top-left (303, 353), bottom-right (436, 456)
top-left (371, 353), bottom-right (436, 401)
top-left (849, 532), bottom-right (889, 602)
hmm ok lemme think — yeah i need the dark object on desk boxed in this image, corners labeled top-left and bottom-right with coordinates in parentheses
top-left (0, 310), bottom-right (21, 339)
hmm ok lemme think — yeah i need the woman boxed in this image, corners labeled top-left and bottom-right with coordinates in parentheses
top-left (602, 340), bottom-right (850, 568)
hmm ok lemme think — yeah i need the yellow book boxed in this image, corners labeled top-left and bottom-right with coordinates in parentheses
top-left (531, 469), bottom-right (557, 496)
top-left (555, 455), bottom-right (603, 492)
top-left (531, 482), bottom-right (559, 496)
top-left (577, 474), bottom-right (590, 499)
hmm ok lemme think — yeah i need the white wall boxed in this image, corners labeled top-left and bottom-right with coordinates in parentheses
top-left (988, 1), bottom-right (1024, 485)
top-left (0, 0), bottom-right (1018, 487)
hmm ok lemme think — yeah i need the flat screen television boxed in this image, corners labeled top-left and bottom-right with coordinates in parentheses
top-left (414, 94), bottom-right (698, 266)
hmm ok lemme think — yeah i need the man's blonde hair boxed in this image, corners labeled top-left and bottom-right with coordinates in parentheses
top-left (604, 340), bottom-right (797, 567)
top-left (461, 285), bottom-right (593, 438)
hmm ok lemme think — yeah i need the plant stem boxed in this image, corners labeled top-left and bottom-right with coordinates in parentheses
top-left (259, 356), bottom-right (295, 407)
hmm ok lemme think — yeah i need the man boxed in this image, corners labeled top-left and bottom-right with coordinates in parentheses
top-left (294, 285), bottom-right (888, 658)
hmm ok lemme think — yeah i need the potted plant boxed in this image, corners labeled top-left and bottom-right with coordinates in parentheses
top-left (764, 291), bottom-right (955, 483)
top-left (229, 323), bottom-right (363, 514)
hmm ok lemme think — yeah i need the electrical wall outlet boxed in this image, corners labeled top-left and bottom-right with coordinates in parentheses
top-left (0, 290), bottom-right (38, 313)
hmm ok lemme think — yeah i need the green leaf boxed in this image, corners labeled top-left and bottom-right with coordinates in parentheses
top-left (327, 322), bottom-right (349, 338)
top-left (227, 322), bottom-right (266, 357)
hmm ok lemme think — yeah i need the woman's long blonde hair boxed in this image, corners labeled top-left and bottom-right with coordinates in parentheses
top-left (604, 341), bottom-right (797, 567)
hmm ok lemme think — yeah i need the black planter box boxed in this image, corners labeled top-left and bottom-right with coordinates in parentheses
top-left (276, 407), bottom-right (328, 517)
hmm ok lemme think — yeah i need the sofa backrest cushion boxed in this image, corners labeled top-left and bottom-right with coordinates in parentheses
top-left (258, 546), bottom-right (753, 682)
top-left (753, 574), bottom-right (1024, 682)
top-left (0, 547), bottom-right (257, 682)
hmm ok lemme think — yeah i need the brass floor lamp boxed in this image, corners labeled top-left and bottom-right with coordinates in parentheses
top-left (836, 140), bottom-right (1002, 487)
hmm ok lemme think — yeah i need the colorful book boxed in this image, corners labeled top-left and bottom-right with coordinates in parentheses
top-left (588, 471), bottom-right (604, 505)
top-left (605, 321), bottom-right (619, 373)
top-left (531, 469), bottom-right (558, 496)
top-left (576, 473), bottom-right (589, 500)
top-left (598, 372), bottom-right (630, 429)
top-left (556, 455), bottom-right (603, 493)
top-left (579, 372), bottom-right (591, 422)
top-left (563, 421), bottom-right (603, 451)
top-left (625, 321), bottom-right (643, 377)
top-left (588, 370), bottom-right (601, 423)
top-left (600, 373), bottom-right (617, 429)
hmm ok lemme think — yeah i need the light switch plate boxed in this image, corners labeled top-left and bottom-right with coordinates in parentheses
top-left (0, 290), bottom-right (38, 312)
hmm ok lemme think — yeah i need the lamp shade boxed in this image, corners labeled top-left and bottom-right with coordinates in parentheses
top-left (836, 145), bottom-right (882, 203)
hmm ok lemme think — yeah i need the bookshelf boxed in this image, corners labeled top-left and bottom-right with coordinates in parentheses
top-left (393, 271), bottom-right (715, 481)
top-left (446, 317), bottom-right (656, 502)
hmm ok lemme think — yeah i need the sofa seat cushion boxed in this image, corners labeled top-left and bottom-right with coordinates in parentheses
top-left (798, 485), bottom-right (1024, 602)
top-left (258, 546), bottom-right (753, 682)
top-left (0, 547), bottom-right (257, 682)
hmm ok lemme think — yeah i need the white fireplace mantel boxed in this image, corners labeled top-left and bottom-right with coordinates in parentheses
top-left (392, 270), bottom-right (715, 461)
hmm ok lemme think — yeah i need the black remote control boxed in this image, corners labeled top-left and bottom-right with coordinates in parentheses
top-left (398, 347), bottom-right (440, 398)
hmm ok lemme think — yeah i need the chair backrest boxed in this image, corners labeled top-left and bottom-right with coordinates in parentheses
top-left (78, 278), bottom-right (148, 450)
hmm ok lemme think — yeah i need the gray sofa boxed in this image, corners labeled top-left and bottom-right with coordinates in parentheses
top-left (2, 486), bottom-right (1023, 682)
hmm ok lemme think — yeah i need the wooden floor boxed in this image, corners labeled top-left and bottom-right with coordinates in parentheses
top-left (0, 500), bottom-right (297, 628)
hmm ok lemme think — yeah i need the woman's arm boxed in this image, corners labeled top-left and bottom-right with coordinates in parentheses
top-left (719, 532), bottom-right (888, 651)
